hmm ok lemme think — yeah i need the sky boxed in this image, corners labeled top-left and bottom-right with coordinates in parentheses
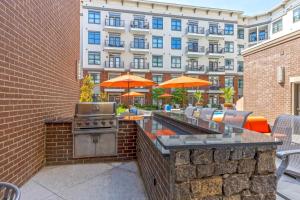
top-left (149, 0), bottom-right (283, 15)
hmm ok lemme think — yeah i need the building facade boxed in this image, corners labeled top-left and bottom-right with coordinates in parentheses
top-left (80, 0), bottom-right (300, 107)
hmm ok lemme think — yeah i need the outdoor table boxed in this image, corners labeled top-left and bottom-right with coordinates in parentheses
top-left (213, 115), bottom-right (271, 133)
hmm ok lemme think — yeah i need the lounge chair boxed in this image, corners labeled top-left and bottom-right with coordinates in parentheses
top-left (271, 114), bottom-right (300, 181)
top-left (222, 110), bottom-right (253, 128)
top-left (0, 182), bottom-right (21, 200)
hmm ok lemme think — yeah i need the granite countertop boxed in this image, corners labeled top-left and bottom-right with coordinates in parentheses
top-left (137, 112), bottom-right (282, 151)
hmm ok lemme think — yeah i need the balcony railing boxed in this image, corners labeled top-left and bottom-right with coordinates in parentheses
top-left (209, 85), bottom-right (221, 90)
top-left (104, 40), bottom-right (125, 48)
top-left (105, 19), bottom-right (125, 27)
top-left (186, 64), bottom-right (205, 72)
top-left (186, 26), bottom-right (205, 34)
top-left (186, 45), bottom-right (205, 53)
top-left (130, 62), bottom-right (149, 69)
top-left (104, 61), bottom-right (124, 68)
top-left (208, 66), bottom-right (225, 72)
top-left (207, 29), bottom-right (224, 36)
top-left (130, 21), bottom-right (149, 29)
top-left (207, 48), bottom-right (224, 54)
top-left (130, 42), bottom-right (149, 49)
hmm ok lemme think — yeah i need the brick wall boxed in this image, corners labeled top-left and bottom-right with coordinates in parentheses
top-left (243, 31), bottom-right (300, 123)
top-left (0, 0), bottom-right (79, 185)
top-left (45, 119), bottom-right (137, 165)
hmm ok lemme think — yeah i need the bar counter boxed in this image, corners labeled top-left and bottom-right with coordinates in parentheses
top-left (136, 112), bottom-right (282, 200)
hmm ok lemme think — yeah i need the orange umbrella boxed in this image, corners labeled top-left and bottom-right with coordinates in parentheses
top-left (159, 93), bottom-right (173, 98)
top-left (122, 91), bottom-right (144, 97)
top-left (100, 73), bottom-right (155, 88)
top-left (158, 75), bottom-right (211, 88)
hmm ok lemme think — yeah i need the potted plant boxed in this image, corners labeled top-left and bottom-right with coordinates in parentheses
top-left (220, 87), bottom-right (235, 109)
top-left (194, 90), bottom-right (204, 107)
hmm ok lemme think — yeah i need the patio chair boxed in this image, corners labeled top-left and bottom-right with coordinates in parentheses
top-left (271, 115), bottom-right (300, 181)
top-left (0, 182), bottom-right (21, 200)
top-left (222, 110), bottom-right (253, 128)
top-left (198, 108), bottom-right (217, 121)
top-left (184, 106), bottom-right (196, 119)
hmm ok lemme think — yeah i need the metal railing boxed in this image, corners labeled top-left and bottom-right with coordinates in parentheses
top-left (130, 21), bottom-right (149, 29)
top-left (207, 29), bottom-right (224, 36)
top-left (186, 45), bottom-right (205, 53)
top-left (104, 40), bottom-right (125, 48)
top-left (105, 19), bottom-right (125, 27)
top-left (208, 66), bottom-right (225, 72)
top-left (130, 62), bottom-right (149, 69)
top-left (186, 26), bottom-right (205, 34)
top-left (186, 64), bottom-right (205, 72)
top-left (104, 61), bottom-right (124, 68)
top-left (130, 42), bottom-right (149, 49)
top-left (207, 48), bottom-right (224, 54)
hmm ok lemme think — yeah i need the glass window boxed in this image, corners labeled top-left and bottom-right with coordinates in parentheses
top-left (152, 74), bottom-right (163, 84)
top-left (171, 37), bottom-right (181, 49)
top-left (88, 52), bottom-right (101, 65)
top-left (225, 77), bottom-right (234, 87)
top-left (259, 30), bottom-right (267, 40)
top-left (294, 7), bottom-right (300, 22)
top-left (152, 36), bottom-right (163, 48)
top-left (249, 32), bottom-right (257, 42)
top-left (171, 19), bottom-right (181, 31)
top-left (171, 56), bottom-right (181, 68)
top-left (152, 55), bottom-right (163, 68)
top-left (224, 24), bottom-right (234, 35)
top-left (88, 11), bottom-right (100, 24)
top-left (225, 59), bottom-right (234, 70)
top-left (88, 31), bottom-right (100, 44)
top-left (238, 79), bottom-right (243, 88)
top-left (272, 19), bottom-right (282, 33)
top-left (152, 17), bottom-right (163, 29)
top-left (224, 41), bottom-right (234, 53)
top-left (238, 61), bottom-right (244, 72)
top-left (209, 76), bottom-right (219, 86)
top-left (90, 72), bottom-right (100, 84)
top-left (238, 29), bottom-right (244, 39)
top-left (238, 45), bottom-right (244, 55)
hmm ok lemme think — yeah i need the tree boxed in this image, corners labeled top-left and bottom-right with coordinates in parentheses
top-left (80, 75), bottom-right (95, 102)
top-left (172, 88), bottom-right (188, 107)
top-left (99, 92), bottom-right (108, 102)
top-left (220, 87), bottom-right (235, 104)
top-left (194, 90), bottom-right (204, 106)
top-left (152, 88), bottom-right (164, 109)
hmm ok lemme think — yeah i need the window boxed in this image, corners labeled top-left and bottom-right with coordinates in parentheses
top-left (108, 55), bottom-right (122, 68)
top-left (90, 72), bottom-right (100, 84)
top-left (171, 19), bottom-right (181, 31)
top-left (88, 11), bottom-right (100, 24)
top-left (108, 73), bottom-right (121, 80)
top-left (209, 24), bottom-right (219, 34)
top-left (133, 37), bottom-right (145, 48)
top-left (294, 7), bottom-right (300, 22)
top-left (249, 32), bottom-right (257, 42)
top-left (108, 34), bottom-right (122, 47)
top-left (272, 19), bottom-right (282, 33)
top-left (107, 13), bottom-right (122, 27)
top-left (238, 45), bottom-right (244, 55)
top-left (171, 56), bottom-right (181, 68)
top-left (171, 37), bottom-right (181, 49)
top-left (209, 76), bottom-right (219, 86)
top-left (88, 31), bottom-right (100, 44)
top-left (152, 56), bottom-right (163, 68)
top-left (225, 77), bottom-right (234, 87)
top-left (238, 79), bottom-right (243, 88)
top-left (132, 16), bottom-right (146, 29)
top-left (152, 36), bottom-right (163, 48)
top-left (152, 17), bottom-right (163, 29)
top-left (224, 41), bottom-right (234, 53)
top-left (152, 74), bottom-right (163, 84)
top-left (259, 30), bottom-right (267, 41)
top-left (225, 59), bottom-right (234, 70)
top-left (224, 24), bottom-right (234, 35)
top-left (88, 52), bottom-right (101, 65)
top-left (238, 29), bottom-right (244, 39)
top-left (238, 61), bottom-right (244, 72)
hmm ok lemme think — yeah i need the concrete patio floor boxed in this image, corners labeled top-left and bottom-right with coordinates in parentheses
top-left (21, 161), bottom-right (147, 200)
top-left (21, 161), bottom-right (300, 200)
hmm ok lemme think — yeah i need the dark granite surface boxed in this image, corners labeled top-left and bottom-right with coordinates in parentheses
top-left (137, 112), bottom-right (282, 151)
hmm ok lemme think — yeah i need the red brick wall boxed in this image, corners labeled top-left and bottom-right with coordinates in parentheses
top-left (0, 0), bottom-right (79, 185)
top-left (45, 119), bottom-right (137, 165)
top-left (243, 32), bottom-right (300, 123)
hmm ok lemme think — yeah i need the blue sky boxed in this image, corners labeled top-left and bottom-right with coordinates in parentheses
top-left (150, 0), bottom-right (282, 15)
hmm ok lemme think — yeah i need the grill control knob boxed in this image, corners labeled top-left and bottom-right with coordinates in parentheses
top-left (93, 121), bottom-right (98, 125)
top-left (85, 122), bottom-right (90, 126)
top-left (77, 122), bottom-right (81, 126)
top-left (109, 121), bottom-right (114, 125)
top-left (101, 121), bottom-right (106, 125)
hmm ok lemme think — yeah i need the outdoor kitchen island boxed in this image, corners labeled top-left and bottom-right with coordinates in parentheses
top-left (136, 112), bottom-right (282, 200)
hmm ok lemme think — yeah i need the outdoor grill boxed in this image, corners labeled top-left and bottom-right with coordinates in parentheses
top-left (73, 102), bottom-right (118, 158)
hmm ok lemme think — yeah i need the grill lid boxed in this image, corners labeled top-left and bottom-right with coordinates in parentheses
top-left (75, 102), bottom-right (116, 117)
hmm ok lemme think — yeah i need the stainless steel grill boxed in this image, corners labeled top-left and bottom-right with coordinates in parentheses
top-left (73, 102), bottom-right (118, 158)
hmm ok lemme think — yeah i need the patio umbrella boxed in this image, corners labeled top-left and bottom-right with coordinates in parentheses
top-left (158, 75), bottom-right (211, 107)
top-left (159, 93), bottom-right (173, 98)
top-left (122, 91), bottom-right (144, 105)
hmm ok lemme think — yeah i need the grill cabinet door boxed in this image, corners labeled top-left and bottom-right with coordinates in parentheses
top-left (74, 134), bottom-right (95, 158)
top-left (95, 132), bottom-right (117, 156)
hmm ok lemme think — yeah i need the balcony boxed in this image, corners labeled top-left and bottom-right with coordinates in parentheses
top-left (186, 26), bottom-right (206, 38)
top-left (129, 42), bottom-right (149, 54)
top-left (104, 61), bottom-right (125, 72)
top-left (103, 40), bottom-right (125, 52)
top-left (206, 29), bottom-right (224, 39)
top-left (206, 48), bottom-right (224, 57)
top-left (207, 66), bottom-right (225, 75)
top-left (130, 62), bottom-right (150, 72)
top-left (185, 64), bottom-right (206, 74)
top-left (130, 21), bottom-right (150, 33)
top-left (103, 19), bottom-right (125, 32)
top-left (186, 45), bottom-right (206, 57)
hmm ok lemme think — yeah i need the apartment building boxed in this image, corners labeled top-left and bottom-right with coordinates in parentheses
top-left (80, 0), bottom-right (300, 106)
